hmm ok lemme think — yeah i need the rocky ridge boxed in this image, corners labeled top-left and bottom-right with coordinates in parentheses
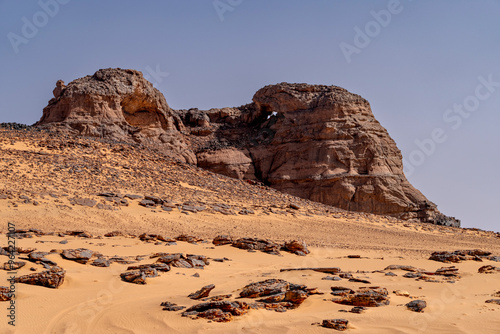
top-left (35, 68), bottom-right (459, 226)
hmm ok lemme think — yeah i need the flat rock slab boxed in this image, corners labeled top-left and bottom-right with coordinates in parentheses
top-left (15, 266), bottom-right (65, 288)
top-left (322, 319), bottom-right (349, 331)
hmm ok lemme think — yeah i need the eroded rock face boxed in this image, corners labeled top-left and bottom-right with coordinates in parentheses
top-left (37, 71), bottom-right (457, 225)
top-left (184, 83), bottom-right (459, 226)
top-left (36, 68), bottom-right (194, 163)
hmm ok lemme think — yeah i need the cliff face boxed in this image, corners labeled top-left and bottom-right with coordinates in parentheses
top-left (37, 69), bottom-right (459, 226)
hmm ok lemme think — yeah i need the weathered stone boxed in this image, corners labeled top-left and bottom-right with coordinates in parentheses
top-left (322, 319), bottom-right (349, 331)
top-left (2, 261), bottom-right (26, 271)
top-left (485, 299), bottom-right (500, 305)
top-left (406, 300), bottom-right (427, 312)
top-left (0, 287), bottom-right (12, 301)
top-left (188, 284), bottom-right (215, 300)
top-left (36, 68), bottom-right (195, 163)
top-left (212, 235), bottom-right (233, 246)
top-left (331, 287), bottom-right (355, 296)
top-left (478, 265), bottom-right (500, 274)
top-left (182, 301), bottom-right (249, 322)
top-left (333, 287), bottom-right (389, 307)
top-left (160, 301), bottom-right (186, 311)
top-left (15, 266), bottom-right (65, 288)
top-left (232, 238), bottom-right (281, 255)
top-left (120, 268), bottom-right (158, 284)
top-left (282, 240), bottom-right (310, 256)
top-left (61, 248), bottom-right (94, 264)
top-left (429, 250), bottom-right (491, 263)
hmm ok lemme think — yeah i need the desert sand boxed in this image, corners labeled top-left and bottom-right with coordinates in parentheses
top-left (1, 130), bottom-right (500, 333)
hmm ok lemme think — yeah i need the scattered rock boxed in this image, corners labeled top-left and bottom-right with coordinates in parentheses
top-left (0, 287), bottom-right (12, 301)
top-left (232, 238), bottom-right (281, 255)
top-left (384, 265), bottom-right (421, 272)
top-left (153, 253), bottom-right (210, 269)
top-left (280, 267), bottom-right (341, 274)
top-left (349, 278), bottom-right (371, 284)
top-left (61, 248), bottom-right (95, 264)
top-left (393, 290), bottom-right (410, 297)
top-left (429, 250), bottom-right (491, 263)
top-left (15, 266), bottom-right (65, 288)
top-left (406, 300), bottom-right (427, 312)
top-left (161, 301), bottom-right (186, 311)
top-left (332, 287), bottom-right (389, 307)
top-left (322, 319), bottom-right (349, 331)
top-left (189, 284), bottom-right (216, 300)
top-left (330, 287), bottom-right (355, 296)
top-left (485, 299), bottom-right (500, 305)
top-left (478, 265), bottom-right (500, 274)
top-left (2, 261), bottom-right (26, 270)
top-left (182, 301), bottom-right (249, 322)
top-left (282, 240), bottom-right (310, 256)
top-left (212, 235), bottom-right (233, 246)
top-left (120, 269), bottom-right (158, 284)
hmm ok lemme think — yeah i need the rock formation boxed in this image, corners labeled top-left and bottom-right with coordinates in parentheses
top-left (36, 68), bottom-right (194, 163)
top-left (37, 68), bottom-right (459, 226)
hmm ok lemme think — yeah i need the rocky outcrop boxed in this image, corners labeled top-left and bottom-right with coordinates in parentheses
top-left (36, 68), bottom-right (194, 163)
top-left (37, 69), bottom-right (458, 226)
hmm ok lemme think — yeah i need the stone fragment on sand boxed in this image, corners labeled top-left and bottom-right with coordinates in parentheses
top-left (0, 287), bottom-right (12, 301)
top-left (127, 263), bottom-right (171, 272)
top-left (232, 238), bottom-right (281, 255)
top-left (27, 251), bottom-right (57, 266)
top-left (175, 235), bottom-right (203, 244)
top-left (384, 265), bottom-right (421, 272)
top-left (280, 267), bottom-right (342, 274)
top-left (485, 299), bottom-right (500, 305)
top-left (406, 300), bottom-right (427, 312)
top-left (69, 197), bottom-right (97, 207)
top-left (478, 265), bottom-right (500, 274)
top-left (153, 253), bottom-right (209, 269)
top-left (322, 319), bottom-right (348, 331)
top-left (182, 301), bottom-right (249, 322)
top-left (120, 269), bottom-right (158, 284)
top-left (104, 231), bottom-right (124, 237)
top-left (61, 248), bottom-right (95, 264)
top-left (349, 278), bottom-right (371, 284)
top-left (201, 294), bottom-right (232, 302)
top-left (240, 279), bottom-right (289, 298)
top-left (15, 266), bottom-right (65, 288)
top-left (239, 279), bottom-right (312, 312)
top-left (161, 301), bottom-right (186, 311)
top-left (139, 199), bottom-right (156, 208)
top-left (189, 284), bottom-right (215, 300)
top-left (282, 240), bottom-right (310, 256)
top-left (393, 290), bottom-right (410, 297)
top-left (91, 258), bottom-right (110, 267)
top-left (212, 235), bottom-right (233, 246)
top-left (333, 287), bottom-right (389, 307)
top-left (429, 250), bottom-right (491, 263)
top-left (2, 261), bottom-right (26, 270)
top-left (66, 230), bottom-right (93, 238)
top-left (330, 287), bottom-right (355, 296)
top-left (139, 233), bottom-right (175, 243)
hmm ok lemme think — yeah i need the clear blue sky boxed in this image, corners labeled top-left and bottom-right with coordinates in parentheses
top-left (1, 0), bottom-right (499, 231)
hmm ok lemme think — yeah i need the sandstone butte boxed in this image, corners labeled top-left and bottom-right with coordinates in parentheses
top-left (35, 68), bottom-right (459, 227)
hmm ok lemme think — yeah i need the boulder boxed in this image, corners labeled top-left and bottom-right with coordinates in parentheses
top-left (406, 300), bottom-right (427, 312)
top-left (322, 319), bottom-right (349, 331)
top-left (188, 284), bottom-right (216, 300)
top-left (15, 266), bottom-right (65, 288)
top-left (332, 287), bottom-right (389, 307)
